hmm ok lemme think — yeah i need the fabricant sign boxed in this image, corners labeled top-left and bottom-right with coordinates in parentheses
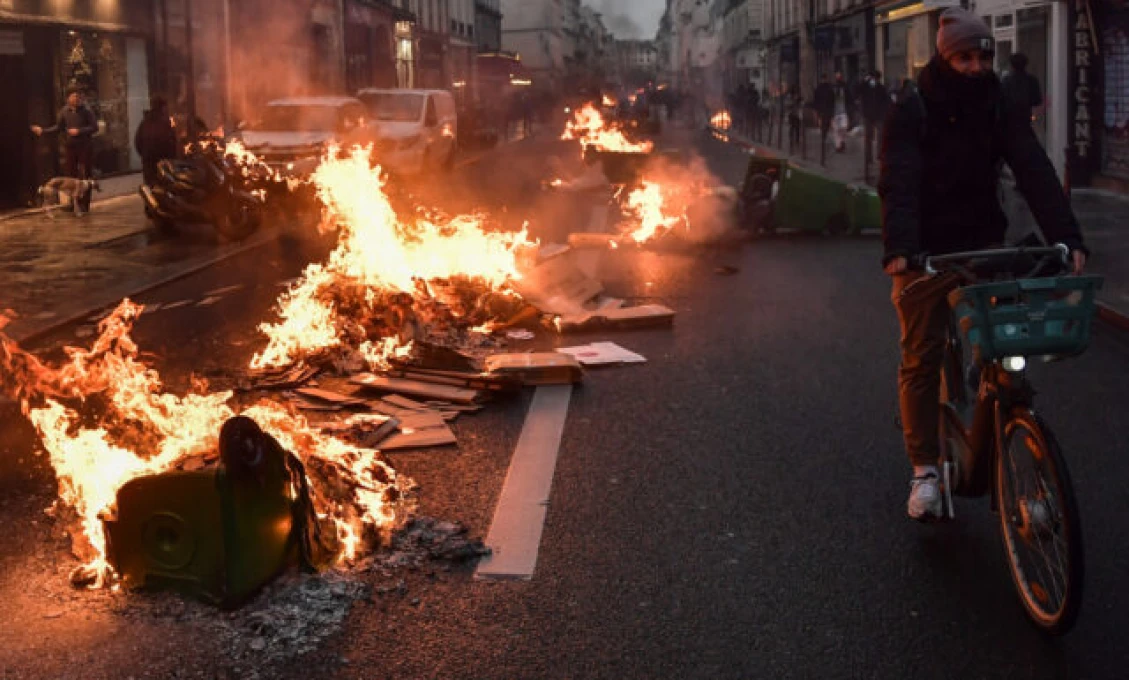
top-left (1068, 0), bottom-right (1100, 184)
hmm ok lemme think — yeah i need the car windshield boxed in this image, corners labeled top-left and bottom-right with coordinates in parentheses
top-left (358, 93), bottom-right (424, 122)
top-left (254, 105), bottom-right (339, 132)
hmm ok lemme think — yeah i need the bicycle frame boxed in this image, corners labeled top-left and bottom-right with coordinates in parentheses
top-left (939, 308), bottom-right (1039, 518)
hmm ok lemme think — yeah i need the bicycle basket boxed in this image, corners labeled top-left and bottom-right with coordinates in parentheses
top-left (947, 275), bottom-right (1104, 362)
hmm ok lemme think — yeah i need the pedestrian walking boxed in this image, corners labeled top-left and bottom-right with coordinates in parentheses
top-left (30, 88), bottom-right (99, 179)
top-left (134, 96), bottom-right (178, 186)
top-left (831, 72), bottom-right (854, 153)
top-left (787, 87), bottom-right (803, 153)
top-left (813, 74), bottom-right (835, 162)
top-left (1000, 53), bottom-right (1043, 125)
top-left (747, 86), bottom-right (761, 141)
top-left (861, 71), bottom-right (890, 164)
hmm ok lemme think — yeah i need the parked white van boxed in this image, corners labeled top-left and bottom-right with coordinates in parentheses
top-left (356, 89), bottom-right (458, 176)
top-left (237, 96), bottom-right (374, 177)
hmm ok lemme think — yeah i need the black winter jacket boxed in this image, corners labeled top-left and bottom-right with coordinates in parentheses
top-left (134, 110), bottom-right (178, 164)
top-left (878, 56), bottom-right (1085, 265)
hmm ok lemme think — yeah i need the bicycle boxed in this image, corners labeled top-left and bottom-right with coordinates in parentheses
top-left (909, 244), bottom-right (1103, 635)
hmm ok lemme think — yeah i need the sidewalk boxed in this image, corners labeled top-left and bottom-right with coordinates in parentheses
top-left (0, 172), bottom-right (142, 222)
top-left (715, 124), bottom-right (1129, 328)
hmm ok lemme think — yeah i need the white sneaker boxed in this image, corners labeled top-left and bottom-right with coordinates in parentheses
top-left (907, 473), bottom-right (942, 521)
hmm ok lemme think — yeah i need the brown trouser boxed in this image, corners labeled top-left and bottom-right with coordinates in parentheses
top-left (890, 272), bottom-right (960, 466)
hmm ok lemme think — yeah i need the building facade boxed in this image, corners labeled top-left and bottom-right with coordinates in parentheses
top-left (721, 0), bottom-right (767, 93)
top-left (474, 0), bottom-right (502, 52)
top-left (500, 0), bottom-right (565, 92)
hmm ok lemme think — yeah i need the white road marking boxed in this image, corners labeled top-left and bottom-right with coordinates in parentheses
top-left (475, 384), bottom-right (573, 580)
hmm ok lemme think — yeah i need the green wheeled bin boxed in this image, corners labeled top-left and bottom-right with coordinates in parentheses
top-left (772, 164), bottom-right (851, 234)
top-left (844, 183), bottom-right (882, 234)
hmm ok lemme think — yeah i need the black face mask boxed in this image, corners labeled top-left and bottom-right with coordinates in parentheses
top-left (937, 58), bottom-right (997, 103)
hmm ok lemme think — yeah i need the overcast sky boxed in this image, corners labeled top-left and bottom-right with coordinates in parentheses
top-left (587, 0), bottom-right (665, 40)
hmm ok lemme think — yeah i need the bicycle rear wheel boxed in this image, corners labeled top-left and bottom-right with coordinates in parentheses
top-left (996, 409), bottom-right (1084, 635)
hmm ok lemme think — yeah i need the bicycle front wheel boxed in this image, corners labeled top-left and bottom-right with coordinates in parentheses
top-left (996, 409), bottom-right (1084, 635)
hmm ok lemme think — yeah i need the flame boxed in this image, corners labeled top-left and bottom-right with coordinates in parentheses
top-left (623, 180), bottom-right (684, 243)
top-left (710, 110), bottom-right (732, 131)
top-left (561, 104), bottom-right (654, 154)
top-left (251, 146), bottom-right (535, 370)
top-left (0, 300), bottom-right (410, 586)
top-left (602, 94), bottom-right (617, 107)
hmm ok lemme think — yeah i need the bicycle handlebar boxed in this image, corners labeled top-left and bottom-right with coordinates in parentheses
top-left (909, 243), bottom-right (1070, 278)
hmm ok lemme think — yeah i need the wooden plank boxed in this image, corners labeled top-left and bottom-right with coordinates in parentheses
top-left (382, 394), bottom-right (431, 411)
top-left (556, 303), bottom-right (676, 333)
top-left (379, 411), bottom-right (457, 451)
top-left (351, 374), bottom-right (480, 404)
top-left (475, 385), bottom-right (573, 580)
top-left (295, 387), bottom-right (365, 405)
top-left (484, 353), bottom-right (584, 386)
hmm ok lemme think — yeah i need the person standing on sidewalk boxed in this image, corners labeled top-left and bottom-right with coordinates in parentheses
top-left (879, 8), bottom-right (1088, 521)
top-left (813, 74), bottom-right (835, 160)
top-left (134, 96), bottom-right (178, 186)
top-left (1000, 53), bottom-right (1043, 126)
top-left (787, 87), bottom-right (804, 152)
top-left (861, 71), bottom-right (890, 164)
top-left (30, 88), bottom-right (99, 179)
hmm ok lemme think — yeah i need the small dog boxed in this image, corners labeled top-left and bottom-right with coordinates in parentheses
top-left (37, 177), bottom-right (100, 218)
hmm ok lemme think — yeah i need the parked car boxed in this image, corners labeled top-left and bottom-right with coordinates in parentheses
top-left (356, 89), bottom-right (457, 176)
top-left (234, 96), bottom-right (374, 177)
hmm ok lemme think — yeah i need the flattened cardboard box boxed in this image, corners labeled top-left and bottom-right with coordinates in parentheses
top-left (557, 304), bottom-right (676, 333)
top-left (484, 353), bottom-right (584, 385)
top-left (511, 249), bottom-right (603, 316)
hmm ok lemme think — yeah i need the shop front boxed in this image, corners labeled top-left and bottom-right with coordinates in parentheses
top-left (0, 1), bottom-right (154, 208)
top-left (875, 0), bottom-right (959, 89)
top-left (1097, 1), bottom-right (1129, 185)
top-left (977, 0), bottom-right (1070, 177)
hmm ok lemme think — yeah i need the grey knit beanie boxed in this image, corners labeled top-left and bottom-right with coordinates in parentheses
top-left (935, 8), bottom-right (994, 60)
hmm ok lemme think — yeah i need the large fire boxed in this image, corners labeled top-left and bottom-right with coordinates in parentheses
top-left (251, 147), bottom-right (535, 370)
top-left (0, 141), bottom-right (542, 589)
top-left (561, 104), bottom-right (654, 154)
top-left (0, 300), bottom-right (409, 586)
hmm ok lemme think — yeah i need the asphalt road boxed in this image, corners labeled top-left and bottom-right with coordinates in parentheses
top-left (1, 129), bottom-right (1127, 680)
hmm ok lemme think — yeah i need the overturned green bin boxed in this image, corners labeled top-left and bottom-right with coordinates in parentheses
top-left (740, 154), bottom-right (880, 235)
top-left (103, 416), bottom-right (331, 608)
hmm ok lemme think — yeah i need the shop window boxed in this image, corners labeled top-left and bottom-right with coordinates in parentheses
top-left (61, 30), bottom-right (134, 175)
top-left (1102, 20), bottom-right (1129, 179)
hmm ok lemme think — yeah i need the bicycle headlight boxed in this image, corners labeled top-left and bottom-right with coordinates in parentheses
top-left (1003, 356), bottom-right (1027, 373)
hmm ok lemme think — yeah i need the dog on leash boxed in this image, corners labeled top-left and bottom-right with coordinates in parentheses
top-left (37, 177), bottom-right (100, 218)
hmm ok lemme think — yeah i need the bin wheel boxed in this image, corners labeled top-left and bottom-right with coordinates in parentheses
top-left (826, 213), bottom-right (850, 236)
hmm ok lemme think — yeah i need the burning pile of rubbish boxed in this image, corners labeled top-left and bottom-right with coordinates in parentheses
top-left (0, 140), bottom-right (677, 607)
top-left (553, 105), bottom-right (739, 247)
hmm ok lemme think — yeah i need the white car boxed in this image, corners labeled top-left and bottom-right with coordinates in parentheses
top-left (237, 96), bottom-right (375, 177)
top-left (356, 89), bottom-right (458, 176)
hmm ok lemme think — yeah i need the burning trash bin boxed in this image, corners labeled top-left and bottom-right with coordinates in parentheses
top-left (103, 416), bottom-right (336, 608)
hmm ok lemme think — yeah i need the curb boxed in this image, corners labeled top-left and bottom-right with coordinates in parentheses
top-left (10, 227), bottom-right (280, 346)
top-left (0, 192), bottom-right (139, 223)
top-left (1097, 302), bottom-right (1129, 334)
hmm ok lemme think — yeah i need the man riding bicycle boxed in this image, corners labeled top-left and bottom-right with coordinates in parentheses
top-left (878, 8), bottom-right (1088, 521)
